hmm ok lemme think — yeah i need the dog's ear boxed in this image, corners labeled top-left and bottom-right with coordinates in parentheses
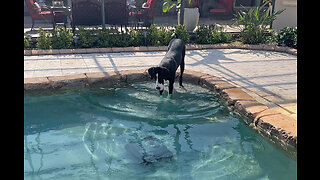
top-left (158, 67), bottom-right (169, 80)
top-left (148, 67), bottom-right (156, 79)
top-left (159, 67), bottom-right (169, 75)
top-left (148, 67), bottom-right (162, 79)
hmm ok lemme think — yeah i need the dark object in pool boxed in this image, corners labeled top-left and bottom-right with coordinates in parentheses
top-left (125, 136), bottom-right (173, 164)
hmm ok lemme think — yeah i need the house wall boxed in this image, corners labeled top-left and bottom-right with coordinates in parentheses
top-left (272, 0), bottom-right (297, 32)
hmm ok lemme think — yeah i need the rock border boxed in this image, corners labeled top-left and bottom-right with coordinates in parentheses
top-left (24, 43), bottom-right (297, 56)
top-left (24, 69), bottom-right (297, 151)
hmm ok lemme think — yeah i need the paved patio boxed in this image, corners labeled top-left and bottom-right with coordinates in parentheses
top-left (24, 48), bottom-right (297, 121)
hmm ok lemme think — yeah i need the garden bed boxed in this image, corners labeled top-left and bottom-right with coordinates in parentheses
top-left (24, 24), bottom-right (297, 51)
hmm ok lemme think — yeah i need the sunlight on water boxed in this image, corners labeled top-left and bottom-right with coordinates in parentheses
top-left (24, 82), bottom-right (297, 180)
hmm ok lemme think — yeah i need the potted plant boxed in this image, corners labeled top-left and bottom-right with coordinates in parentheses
top-left (163, 0), bottom-right (200, 32)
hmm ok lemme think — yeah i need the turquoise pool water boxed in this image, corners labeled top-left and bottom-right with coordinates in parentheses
top-left (24, 82), bottom-right (297, 180)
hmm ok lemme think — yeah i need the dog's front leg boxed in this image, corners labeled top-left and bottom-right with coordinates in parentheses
top-left (168, 81), bottom-right (174, 95)
top-left (159, 89), bottom-right (164, 96)
top-left (166, 81), bottom-right (174, 100)
top-left (159, 90), bottom-right (164, 100)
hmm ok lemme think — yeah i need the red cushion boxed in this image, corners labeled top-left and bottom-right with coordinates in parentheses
top-left (39, 11), bottom-right (52, 15)
top-left (210, 9), bottom-right (229, 13)
top-left (129, 11), bottom-right (144, 18)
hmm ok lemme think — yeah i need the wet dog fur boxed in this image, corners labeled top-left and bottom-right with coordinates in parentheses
top-left (148, 38), bottom-right (185, 96)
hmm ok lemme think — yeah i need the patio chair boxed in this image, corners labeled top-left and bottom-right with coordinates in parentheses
top-left (25, 0), bottom-right (56, 30)
top-left (209, 0), bottom-right (234, 14)
top-left (104, 0), bottom-right (129, 27)
top-left (129, 0), bottom-right (157, 27)
top-left (71, 0), bottom-right (102, 31)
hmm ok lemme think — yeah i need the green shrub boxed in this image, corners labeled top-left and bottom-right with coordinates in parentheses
top-left (36, 27), bottom-right (52, 49)
top-left (118, 30), bottom-right (131, 47)
top-left (173, 24), bottom-right (190, 43)
top-left (107, 28), bottom-right (131, 47)
top-left (128, 28), bottom-right (145, 46)
top-left (96, 28), bottom-right (111, 47)
top-left (277, 27), bottom-right (297, 48)
top-left (77, 27), bottom-right (96, 48)
top-left (233, 1), bottom-right (284, 44)
top-left (158, 26), bottom-right (174, 46)
top-left (264, 29), bottom-right (278, 45)
top-left (146, 24), bottom-right (161, 46)
top-left (24, 36), bottom-right (30, 49)
top-left (51, 26), bottom-right (74, 49)
top-left (194, 25), bottom-right (212, 44)
top-left (195, 25), bottom-right (232, 44)
top-left (28, 24), bottom-right (243, 49)
top-left (146, 24), bottom-right (175, 46)
top-left (240, 23), bottom-right (265, 44)
top-left (95, 27), bottom-right (131, 48)
top-left (219, 31), bottom-right (232, 43)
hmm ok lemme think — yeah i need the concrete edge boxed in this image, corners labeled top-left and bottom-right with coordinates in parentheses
top-left (24, 69), bottom-right (297, 150)
top-left (24, 43), bottom-right (297, 56)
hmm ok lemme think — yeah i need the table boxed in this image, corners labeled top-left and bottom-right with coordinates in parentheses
top-left (48, 6), bottom-right (71, 28)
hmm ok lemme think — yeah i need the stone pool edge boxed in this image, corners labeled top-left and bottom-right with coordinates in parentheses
top-left (24, 69), bottom-right (297, 150)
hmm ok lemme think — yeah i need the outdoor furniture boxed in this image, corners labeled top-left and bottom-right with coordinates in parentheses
top-left (48, 1), bottom-right (71, 28)
top-left (71, 0), bottom-right (102, 31)
top-left (128, 0), bottom-right (146, 27)
top-left (128, 0), bottom-right (145, 11)
top-left (129, 0), bottom-right (157, 27)
top-left (25, 0), bottom-right (58, 30)
top-left (209, 0), bottom-right (234, 14)
top-left (104, 0), bottom-right (129, 27)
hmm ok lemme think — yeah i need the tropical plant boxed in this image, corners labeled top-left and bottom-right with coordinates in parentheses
top-left (233, 1), bottom-right (285, 44)
top-left (163, 0), bottom-right (196, 13)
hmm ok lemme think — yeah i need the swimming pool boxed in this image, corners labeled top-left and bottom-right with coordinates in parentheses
top-left (24, 82), bottom-right (297, 180)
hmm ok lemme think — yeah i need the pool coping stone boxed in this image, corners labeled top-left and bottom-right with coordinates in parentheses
top-left (24, 69), bottom-right (297, 150)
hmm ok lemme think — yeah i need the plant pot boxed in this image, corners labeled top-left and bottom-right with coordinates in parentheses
top-left (178, 7), bottom-right (200, 32)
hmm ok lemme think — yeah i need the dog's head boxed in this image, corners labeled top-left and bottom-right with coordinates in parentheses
top-left (148, 67), bottom-right (165, 92)
top-left (148, 67), bottom-right (157, 80)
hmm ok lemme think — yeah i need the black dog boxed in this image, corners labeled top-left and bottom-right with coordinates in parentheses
top-left (148, 38), bottom-right (185, 96)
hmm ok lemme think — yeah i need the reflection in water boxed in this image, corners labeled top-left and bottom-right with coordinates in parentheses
top-left (24, 133), bottom-right (44, 178)
top-left (24, 82), bottom-right (297, 179)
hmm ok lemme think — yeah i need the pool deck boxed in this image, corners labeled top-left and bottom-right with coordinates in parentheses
top-left (24, 45), bottom-right (297, 148)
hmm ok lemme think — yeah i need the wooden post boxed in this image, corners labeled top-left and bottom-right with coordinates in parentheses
top-left (180, 0), bottom-right (184, 25)
top-left (102, 0), bottom-right (105, 28)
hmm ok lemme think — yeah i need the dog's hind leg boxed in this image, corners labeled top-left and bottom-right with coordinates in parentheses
top-left (179, 47), bottom-right (185, 87)
top-left (179, 60), bottom-right (184, 87)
